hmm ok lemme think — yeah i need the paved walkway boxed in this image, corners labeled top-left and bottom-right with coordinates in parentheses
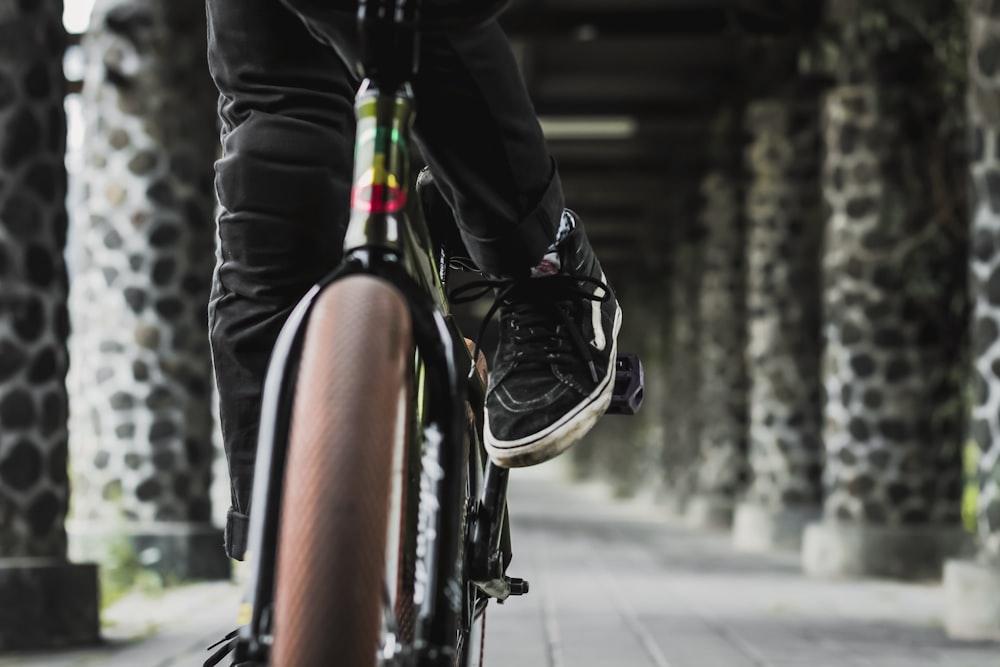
top-left (3, 463), bottom-right (998, 666)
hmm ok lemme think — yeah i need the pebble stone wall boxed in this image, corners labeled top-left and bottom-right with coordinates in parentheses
top-left (660, 220), bottom-right (704, 512)
top-left (942, 1), bottom-right (1000, 641)
top-left (0, 0), bottom-right (100, 651)
top-left (742, 95), bottom-right (824, 516)
top-left (67, 0), bottom-right (219, 528)
top-left (819, 82), bottom-right (965, 530)
top-left (0, 0), bottom-right (72, 561)
top-left (689, 169), bottom-right (748, 524)
top-left (968, 0), bottom-right (1000, 565)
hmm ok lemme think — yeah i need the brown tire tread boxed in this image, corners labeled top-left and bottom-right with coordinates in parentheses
top-left (272, 276), bottom-right (412, 667)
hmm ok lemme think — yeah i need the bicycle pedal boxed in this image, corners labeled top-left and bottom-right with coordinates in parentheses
top-left (607, 353), bottom-right (644, 415)
top-left (505, 576), bottom-right (529, 596)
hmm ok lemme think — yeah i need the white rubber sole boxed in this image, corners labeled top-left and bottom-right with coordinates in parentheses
top-left (484, 304), bottom-right (623, 468)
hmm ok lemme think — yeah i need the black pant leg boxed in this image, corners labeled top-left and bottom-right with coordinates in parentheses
top-left (206, 0), bottom-right (358, 556)
top-left (280, 2), bottom-right (564, 276)
top-left (207, 0), bottom-right (564, 558)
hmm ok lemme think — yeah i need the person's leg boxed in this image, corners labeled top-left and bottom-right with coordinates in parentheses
top-left (206, 0), bottom-right (359, 558)
top-left (278, 3), bottom-right (563, 277)
top-left (411, 23), bottom-right (565, 276)
top-left (280, 6), bottom-right (621, 467)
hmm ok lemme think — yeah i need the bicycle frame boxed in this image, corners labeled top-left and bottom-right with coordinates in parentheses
top-left (232, 1), bottom-right (518, 664)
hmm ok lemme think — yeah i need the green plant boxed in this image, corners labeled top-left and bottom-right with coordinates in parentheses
top-left (962, 439), bottom-right (981, 532)
top-left (98, 537), bottom-right (166, 612)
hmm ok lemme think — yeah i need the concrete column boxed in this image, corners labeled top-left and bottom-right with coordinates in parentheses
top-left (943, 0), bottom-right (1000, 640)
top-left (584, 274), bottom-right (666, 497)
top-left (803, 20), bottom-right (969, 578)
top-left (66, 0), bottom-right (228, 581)
top-left (686, 168), bottom-right (749, 529)
top-left (659, 203), bottom-right (705, 515)
top-left (566, 211), bottom-right (676, 499)
top-left (733, 93), bottom-right (824, 552)
top-left (0, 0), bottom-right (99, 649)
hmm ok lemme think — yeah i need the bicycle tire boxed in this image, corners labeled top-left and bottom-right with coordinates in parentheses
top-left (271, 275), bottom-right (414, 667)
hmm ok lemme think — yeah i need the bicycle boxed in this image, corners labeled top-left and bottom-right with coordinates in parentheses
top-left (205, 1), bottom-right (644, 665)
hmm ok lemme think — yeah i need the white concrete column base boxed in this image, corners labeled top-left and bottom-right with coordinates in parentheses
top-left (943, 558), bottom-right (1000, 640)
top-left (684, 494), bottom-right (734, 530)
top-left (733, 503), bottom-right (820, 552)
top-left (802, 521), bottom-right (972, 580)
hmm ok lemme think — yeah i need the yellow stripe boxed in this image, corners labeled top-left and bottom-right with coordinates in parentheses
top-left (237, 603), bottom-right (253, 626)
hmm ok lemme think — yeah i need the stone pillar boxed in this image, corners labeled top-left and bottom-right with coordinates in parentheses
top-left (587, 272), bottom-right (667, 497)
top-left (0, 0), bottom-right (100, 649)
top-left (803, 43), bottom-right (970, 578)
top-left (686, 169), bottom-right (749, 528)
top-left (733, 93), bottom-right (824, 552)
top-left (659, 209), bottom-right (705, 515)
top-left (943, 0), bottom-right (1000, 640)
top-left (66, 0), bottom-right (228, 581)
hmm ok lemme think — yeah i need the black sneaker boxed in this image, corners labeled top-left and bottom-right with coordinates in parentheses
top-left (457, 210), bottom-right (622, 468)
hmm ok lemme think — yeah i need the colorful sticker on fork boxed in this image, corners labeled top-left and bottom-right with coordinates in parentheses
top-left (351, 115), bottom-right (410, 215)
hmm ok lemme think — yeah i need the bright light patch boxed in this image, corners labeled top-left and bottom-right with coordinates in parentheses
top-left (539, 116), bottom-right (638, 140)
top-left (64, 0), bottom-right (95, 33)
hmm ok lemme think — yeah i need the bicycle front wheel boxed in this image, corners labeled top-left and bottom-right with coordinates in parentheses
top-left (271, 275), bottom-right (414, 667)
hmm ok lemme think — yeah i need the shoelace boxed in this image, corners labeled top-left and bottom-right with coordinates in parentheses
top-left (203, 627), bottom-right (239, 667)
top-left (450, 273), bottom-right (611, 384)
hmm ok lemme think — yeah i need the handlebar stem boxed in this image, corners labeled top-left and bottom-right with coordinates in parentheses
top-left (358, 0), bottom-right (421, 90)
